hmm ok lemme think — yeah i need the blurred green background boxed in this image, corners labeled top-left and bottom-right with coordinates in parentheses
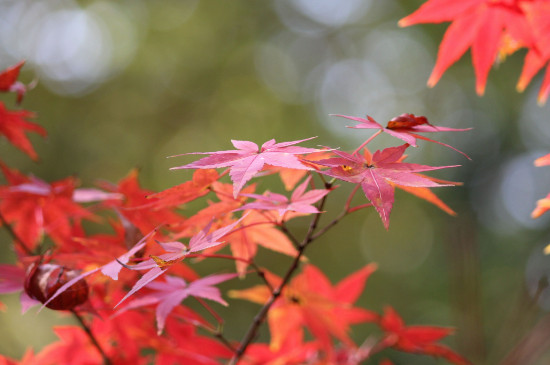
top-left (1, 0), bottom-right (550, 364)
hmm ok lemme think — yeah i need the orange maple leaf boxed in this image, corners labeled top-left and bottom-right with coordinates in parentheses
top-left (230, 264), bottom-right (378, 351)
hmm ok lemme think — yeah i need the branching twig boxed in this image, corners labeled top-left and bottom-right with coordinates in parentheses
top-left (228, 183), bottom-right (333, 364)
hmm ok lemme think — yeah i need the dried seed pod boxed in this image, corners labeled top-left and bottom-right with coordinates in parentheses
top-left (24, 263), bottom-right (88, 310)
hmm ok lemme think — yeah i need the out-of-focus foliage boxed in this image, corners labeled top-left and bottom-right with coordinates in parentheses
top-left (1, 0), bottom-right (550, 364)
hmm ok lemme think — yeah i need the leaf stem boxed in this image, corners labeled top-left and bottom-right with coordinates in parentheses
top-left (353, 130), bottom-right (383, 155)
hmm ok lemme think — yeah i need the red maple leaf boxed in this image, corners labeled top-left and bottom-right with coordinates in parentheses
top-left (517, 1), bottom-right (550, 104)
top-left (313, 145), bottom-right (457, 229)
top-left (0, 102), bottom-right (46, 160)
top-left (242, 331), bottom-right (319, 365)
top-left (0, 163), bottom-right (95, 250)
top-left (147, 169), bottom-right (219, 210)
top-left (170, 138), bottom-right (324, 197)
top-left (99, 169), bottom-right (184, 235)
top-left (31, 326), bottom-right (104, 365)
top-left (230, 264), bottom-right (378, 351)
top-left (156, 319), bottom-right (233, 364)
top-left (400, 0), bottom-right (536, 95)
top-left (0, 61), bottom-right (34, 104)
top-left (378, 306), bottom-right (471, 365)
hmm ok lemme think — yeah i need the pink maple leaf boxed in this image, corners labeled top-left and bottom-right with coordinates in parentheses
top-left (313, 145), bottom-right (457, 229)
top-left (238, 176), bottom-right (330, 218)
top-left (116, 273), bottom-right (237, 334)
top-left (334, 113), bottom-right (470, 158)
top-left (114, 216), bottom-right (245, 307)
top-left (170, 138), bottom-right (323, 197)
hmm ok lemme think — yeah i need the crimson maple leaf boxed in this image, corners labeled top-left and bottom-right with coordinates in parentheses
top-left (0, 61), bottom-right (34, 104)
top-left (238, 176), bottom-right (331, 218)
top-left (313, 145), bottom-right (457, 229)
top-left (335, 113), bottom-right (470, 158)
top-left (170, 138), bottom-right (324, 197)
top-left (230, 264), bottom-right (378, 351)
top-left (0, 102), bottom-right (46, 160)
top-left (116, 273), bottom-right (237, 334)
top-left (378, 306), bottom-right (471, 365)
top-left (400, 0), bottom-right (535, 95)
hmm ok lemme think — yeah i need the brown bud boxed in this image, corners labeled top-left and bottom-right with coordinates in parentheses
top-left (24, 263), bottom-right (88, 310)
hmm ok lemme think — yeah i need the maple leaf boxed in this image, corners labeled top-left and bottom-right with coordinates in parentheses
top-left (399, 0), bottom-right (535, 95)
top-left (31, 326), bottom-right (104, 365)
top-left (262, 151), bottom-right (335, 191)
top-left (230, 264), bottom-right (378, 351)
top-left (223, 210), bottom-right (298, 276)
top-left (0, 61), bottom-right (34, 104)
top-left (238, 176), bottom-right (331, 218)
top-left (114, 217), bottom-right (245, 307)
top-left (156, 319), bottom-right (233, 364)
top-left (313, 145), bottom-right (458, 229)
top-left (99, 169), bottom-right (184, 235)
top-left (396, 183), bottom-right (457, 216)
top-left (378, 306), bottom-right (471, 364)
top-left (170, 137), bottom-right (323, 197)
top-left (0, 102), bottom-right (46, 160)
top-left (242, 331), bottom-right (319, 365)
top-left (517, 1), bottom-right (550, 104)
top-left (0, 349), bottom-right (41, 365)
top-left (0, 163), bottom-right (95, 250)
top-left (335, 113), bottom-right (470, 158)
top-left (116, 273), bottom-right (237, 334)
top-left (146, 169), bottom-right (219, 210)
top-left (532, 152), bottom-right (550, 219)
